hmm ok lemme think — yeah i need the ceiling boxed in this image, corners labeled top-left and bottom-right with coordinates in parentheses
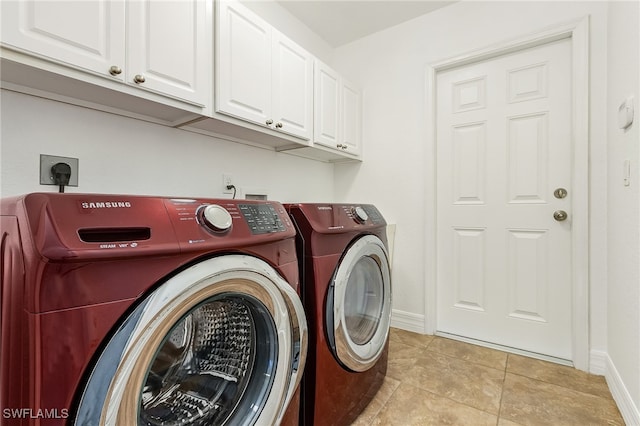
top-left (277, 1), bottom-right (457, 47)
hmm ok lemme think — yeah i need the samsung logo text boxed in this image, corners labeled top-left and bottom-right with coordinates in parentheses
top-left (81, 201), bottom-right (132, 209)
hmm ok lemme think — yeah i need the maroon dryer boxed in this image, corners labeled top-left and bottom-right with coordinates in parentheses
top-left (286, 203), bottom-right (392, 426)
top-left (0, 193), bottom-right (308, 426)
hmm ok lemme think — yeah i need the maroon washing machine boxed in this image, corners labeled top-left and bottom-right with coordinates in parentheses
top-left (0, 193), bottom-right (307, 426)
top-left (286, 203), bottom-right (392, 426)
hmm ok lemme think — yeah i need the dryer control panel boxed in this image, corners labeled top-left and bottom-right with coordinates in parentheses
top-left (287, 203), bottom-right (386, 235)
top-left (344, 205), bottom-right (384, 225)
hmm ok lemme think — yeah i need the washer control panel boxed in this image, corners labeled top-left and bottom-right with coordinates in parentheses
top-left (239, 203), bottom-right (286, 235)
top-left (165, 198), bottom-right (294, 249)
top-left (198, 204), bottom-right (233, 233)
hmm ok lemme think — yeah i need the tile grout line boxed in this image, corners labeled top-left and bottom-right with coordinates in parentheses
top-left (425, 335), bottom-right (512, 422)
top-left (496, 353), bottom-right (510, 426)
top-left (400, 335), bottom-right (508, 421)
top-left (388, 331), bottom-right (622, 425)
top-left (393, 380), bottom-right (504, 422)
top-left (368, 380), bottom-right (402, 422)
top-left (505, 369), bottom-right (618, 403)
top-left (424, 335), bottom-right (605, 399)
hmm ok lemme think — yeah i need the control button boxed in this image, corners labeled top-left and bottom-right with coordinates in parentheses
top-left (239, 203), bottom-right (286, 234)
top-left (199, 204), bottom-right (232, 233)
top-left (352, 206), bottom-right (368, 223)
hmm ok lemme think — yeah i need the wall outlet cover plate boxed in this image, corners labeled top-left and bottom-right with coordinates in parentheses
top-left (40, 154), bottom-right (79, 186)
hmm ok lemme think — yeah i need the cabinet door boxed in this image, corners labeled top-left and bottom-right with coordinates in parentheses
top-left (271, 31), bottom-right (313, 140)
top-left (313, 60), bottom-right (340, 148)
top-left (341, 80), bottom-right (362, 156)
top-left (1, 0), bottom-right (125, 79)
top-left (216, 0), bottom-right (271, 126)
top-left (127, 0), bottom-right (210, 106)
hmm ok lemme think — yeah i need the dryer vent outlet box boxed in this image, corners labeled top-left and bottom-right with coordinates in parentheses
top-left (40, 154), bottom-right (79, 187)
top-left (244, 187), bottom-right (269, 200)
top-left (246, 194), bottom-right (267, 200)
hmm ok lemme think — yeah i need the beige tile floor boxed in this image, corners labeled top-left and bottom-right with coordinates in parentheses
top-left (352, 328), bottom-right (625, 426)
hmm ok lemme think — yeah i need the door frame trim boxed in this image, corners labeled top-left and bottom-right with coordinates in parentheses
top-left (423, 17), bottom-right (590, 371)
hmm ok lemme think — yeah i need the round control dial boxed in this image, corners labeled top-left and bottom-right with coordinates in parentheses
top-left (199, 204), bottom-right (232, 233)
top-left (352, 206), bottom-right (368, 223)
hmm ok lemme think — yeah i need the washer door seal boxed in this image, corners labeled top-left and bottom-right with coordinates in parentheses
top-left (326, 235), bottom-right (392, 372)
top-left (73, 255), bottom-right (307, 426)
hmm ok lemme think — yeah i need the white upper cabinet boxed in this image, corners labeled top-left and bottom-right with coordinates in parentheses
top-left (216, 0), bottom-right (271, 126)
top-left (216, 0), bottom-right (313, 140)
top-left (1, 1), bottom-right (126, 78)
top-left (127, 0), bottom-right (210, 106)
top-left (314, 60), bottom-right (362, 159)
top-left (271, 30), bottom-right (313, 140)
top-left (314, 61), bottom-right (340, 147)
top-left (341, 80), bottom-right (362, 155)
top-left (1, 0), bottom-right (211, 109)
top-left (1, 0), bottom-right (361, 161)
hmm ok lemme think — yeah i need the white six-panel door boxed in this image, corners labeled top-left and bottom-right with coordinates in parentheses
top-left (436, 38), bottom-right (573, 360)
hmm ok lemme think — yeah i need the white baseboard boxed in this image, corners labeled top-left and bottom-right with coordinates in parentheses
top-left (606, 354), bottom-right (640, 425)
top-left (589, 349), bottom-right (607, 375)
top-left (390, 309), bottom-right (426, 334)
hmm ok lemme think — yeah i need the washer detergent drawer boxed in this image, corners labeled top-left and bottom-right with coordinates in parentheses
top-left (22, 193), bottom-right (179, 261)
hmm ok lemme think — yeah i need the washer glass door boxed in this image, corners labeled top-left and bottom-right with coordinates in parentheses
top-left (139, 294), bottom-right (275, 425)
top-left (74, 255), bottom-right (307, 426)
top-left (328, 235), bottom-right (391, 372)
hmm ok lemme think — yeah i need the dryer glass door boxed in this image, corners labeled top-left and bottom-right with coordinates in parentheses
top-left (73, 255), bottom-right (307, 426)
top-left (344, 256), bottom-right (384, 345)
top-left (328, 235), bottom-right (391, 372)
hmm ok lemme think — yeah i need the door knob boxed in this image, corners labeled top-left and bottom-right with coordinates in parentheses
top-left (554, 188), bottom-right (568, 199)
top-left (553, 210), bottom-right (568, 221)
top-left (133, 74), bottom-right (146, 84)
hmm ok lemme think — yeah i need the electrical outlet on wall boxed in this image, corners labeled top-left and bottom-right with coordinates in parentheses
top-left (222, 174), bottom-right (234, 194)
top-left (624, 160), bottom-right (631, 187)
top-left (40, 154), bottom-right (79, 187)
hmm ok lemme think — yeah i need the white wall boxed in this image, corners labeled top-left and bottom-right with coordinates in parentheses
top-left (240, 0), bottom-right (333, 64)
top-left (333, 0), bottom-right (609, 358)
top-left (0, 90), bottom-right (333, 202)
top-left (606, 0), bottom-right (640, 421)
